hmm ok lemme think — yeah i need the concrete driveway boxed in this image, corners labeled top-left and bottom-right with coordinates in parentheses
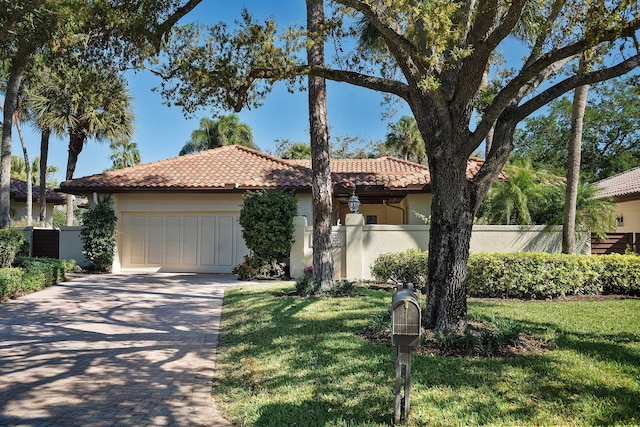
top-left (0, 273), bottom-right (239, 427)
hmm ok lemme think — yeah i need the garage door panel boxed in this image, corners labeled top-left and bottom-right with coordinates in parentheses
top-left (200, 216), bottom-right (216, 266)
top-left (147, 216), bottom-right (164, 264)
top-left (165, 216), bottom-right (181, 264)
top-left (217, 216), bottom-right (235, 266)
top-left (182, 216), bottom-right (198, 265)
top-left (130, 216), bottom-right (147, 264)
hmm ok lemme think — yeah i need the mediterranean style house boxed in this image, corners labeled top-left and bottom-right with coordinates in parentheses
top-left (59, 145), bottom-right (504, 274)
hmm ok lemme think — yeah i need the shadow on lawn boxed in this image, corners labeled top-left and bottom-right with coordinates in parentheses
top-left (217, 288), bottom-right (640, 426)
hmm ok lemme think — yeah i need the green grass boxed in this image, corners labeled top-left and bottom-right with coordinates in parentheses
top-left (213, 283), bottom-right (640, 426)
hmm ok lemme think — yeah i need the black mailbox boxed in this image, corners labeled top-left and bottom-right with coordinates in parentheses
top-left (391, 283), bottom-right (421, 347)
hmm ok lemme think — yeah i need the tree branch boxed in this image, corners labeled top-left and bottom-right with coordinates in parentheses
top-left (474, 18), bottom-right (640, 146)
top-left (151, 0), bottom-right (204, 52)
top-left (514, 54), bottom-right (640, 122)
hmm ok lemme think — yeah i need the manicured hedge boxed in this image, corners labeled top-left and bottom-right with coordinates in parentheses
top-left (371, 250), bottom-right (640, 299)
top-left (0, 229), bottom-right (25, 268)
top-left (0, 257), bottom-right (77, 301)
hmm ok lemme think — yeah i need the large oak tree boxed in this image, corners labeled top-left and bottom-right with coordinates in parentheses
top-left (156, 0), bottom-right (640, 333)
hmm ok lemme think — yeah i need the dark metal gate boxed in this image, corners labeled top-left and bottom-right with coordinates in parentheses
top-left (31, 229), bottom-right (60, 259)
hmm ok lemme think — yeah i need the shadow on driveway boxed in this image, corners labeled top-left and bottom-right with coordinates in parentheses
top-left (0, 273), bottom-right (240, 427)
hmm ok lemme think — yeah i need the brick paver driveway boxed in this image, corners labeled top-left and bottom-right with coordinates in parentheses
top-left (0, 273), bottom-right (237, 427)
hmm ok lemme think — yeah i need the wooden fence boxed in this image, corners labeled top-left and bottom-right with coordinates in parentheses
top-left (591, 233), bottom-right (640, 255)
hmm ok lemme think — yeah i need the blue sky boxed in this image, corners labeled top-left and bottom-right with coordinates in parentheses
top-left (20, 1), bottom-right (412, 184)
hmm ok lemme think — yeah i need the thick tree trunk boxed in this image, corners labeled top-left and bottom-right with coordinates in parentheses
top-left (307, 0), bottom-right (334, 289)
top-left (423, 153), bottom-right (475, 334)
top-left (39, 129), bottom-right (50, 223)
top-left (1, 61), bottom-right (27, 228)
top-left (563, 57), bottom-right (590, 254)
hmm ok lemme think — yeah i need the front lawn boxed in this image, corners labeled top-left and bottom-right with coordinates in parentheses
top-left (213, 283), bottom-right (640, 426)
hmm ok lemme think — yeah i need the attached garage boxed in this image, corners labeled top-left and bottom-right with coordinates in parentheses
top-left (112, 193), bottom-right (248, 273)
top-left (119, 213), bottom-right (246, 273)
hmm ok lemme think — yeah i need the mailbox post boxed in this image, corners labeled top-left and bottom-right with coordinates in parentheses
top-left (391, 283), bottom-right (421, 424)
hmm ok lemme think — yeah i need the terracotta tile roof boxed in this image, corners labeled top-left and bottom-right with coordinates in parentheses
top-left (11, 178), bottom-right (66, 204)
top-left (59, 145), bottom-right (503, 194)
top-left (594, 167), bottom-right (640, 200)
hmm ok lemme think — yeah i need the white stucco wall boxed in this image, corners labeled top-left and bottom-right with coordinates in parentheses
top-left (290, 215), bottom-right (591, 281)
top-left (59, 226), bottom-right (88, 266)
top-left (11, 201), bottom-right (58, 227)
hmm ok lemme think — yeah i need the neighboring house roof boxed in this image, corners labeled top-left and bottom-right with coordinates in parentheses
top-left (11, 178), bottom-right (66, 204)
top-left (59, 145), bottom-right (503, 195)
top-left (594, 167), bottom-right (640, 200)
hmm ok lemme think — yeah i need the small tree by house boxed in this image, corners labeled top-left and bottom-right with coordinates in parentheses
top-left (80, 197), bottom-right (117, 272)
top-left (236, 189), bottom-right (298, 279)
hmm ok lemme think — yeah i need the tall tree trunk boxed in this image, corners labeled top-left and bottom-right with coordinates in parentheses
top-left (422, 107), bottom-right (516, 334)
top-left (65, 129), bottom-right (85, 226)
top-left (39, 129), bottom-right (50, 224)
top-left (15, 119), bottom-right (32, 226)
top-left (563, 56), bottom-right (590, 254)
top-left (423, 153), bottom-right (474, 334)
top-left (307, 0), bottom-right (334, 289)
top-left (1, 58), bottom-right (28, 228)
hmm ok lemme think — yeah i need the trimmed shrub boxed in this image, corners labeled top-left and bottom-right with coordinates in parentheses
top-left (1, 257), bottom-right (76, 300)
top-left (370, 249), bottom-right (429, 290)
top-left (239, 190), bottom-right (298, 261)
top-left (371, 250), bottom-right (640, 299)
top-left (0, 268), bottom-right (25, 300)
top-left (80, 198), bottom-right (117, 272)
top-left (0, 229), bottom-right (26, 267)
top-left (467, 253), bottom-right (603, 299)
top-left (596, 254), bottom-right (640, 295)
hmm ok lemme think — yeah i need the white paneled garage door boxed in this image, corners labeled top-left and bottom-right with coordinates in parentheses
top-left (119, 213), bottom-right (247, 273)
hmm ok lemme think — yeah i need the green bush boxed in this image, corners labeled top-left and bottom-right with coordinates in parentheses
top-left (371, 249), bottom-right (640, 299)
top-left (0, 257), bottom-right (76, 300)
top-left (295, 275), bottom-right (320, 296)
top-left (326, 279), bottom-right (356, 297)
top-left (467, 253), bottom-right (603, 298)
top-left (0, 268), bottom-right (25, 299)
top-left (80, 198), bottom-right (117, 272)
top-left (0, 229), bottom-right (26, 267)
top-left (239, 190), bottom-right (297, 262)
top-left (370, 249), bottom-right (429, 290)
top-left (232, 254), bottom-right (286, 280)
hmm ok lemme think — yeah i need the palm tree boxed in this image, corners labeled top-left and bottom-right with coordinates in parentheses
top-left (563, 53), bottom-right (593, 253)
top-left (179, 114), bottom-right (257, 155)
top-left (385, 116), bottom-right (426, 163)
top-left (541, 183), bottom-right (616, 240)
top-left (279, 142), bottom-right (312, 159)
top-left (481, 162), bottom-right (545, 225)
top-left (29, 62), bottom-right (134, 225)
top-left (109, 140), bottom-right (141, 170)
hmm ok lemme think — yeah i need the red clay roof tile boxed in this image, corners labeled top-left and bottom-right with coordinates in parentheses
top-left (11, 178), bottom-right (66, 203)
top-left (59, 145), bottom-right (502, 194)
top-left (595, 167), bottom-right (640, 199)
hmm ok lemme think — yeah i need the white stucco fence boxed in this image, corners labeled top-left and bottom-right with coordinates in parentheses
top-left (290, 214), bottom-right (591, 281)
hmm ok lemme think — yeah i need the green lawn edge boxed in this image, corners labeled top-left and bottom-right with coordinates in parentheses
top-left (213, 282), bottom-right (640, 426)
